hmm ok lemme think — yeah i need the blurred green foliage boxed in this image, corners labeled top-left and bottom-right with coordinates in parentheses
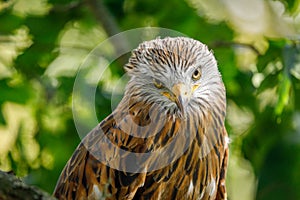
top-left (0, 0), bottom-right (300, 199)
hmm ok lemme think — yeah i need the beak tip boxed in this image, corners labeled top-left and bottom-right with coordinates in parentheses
top-left (175, 95), bottom-right (186, 118)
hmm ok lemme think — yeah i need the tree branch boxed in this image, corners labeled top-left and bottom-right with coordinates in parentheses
top-left (210, 41), bottom-right (261, 55)
top-left (0, 170), bottom-right (56, 200)
top-left (85, 0), bottom-right (130, 57)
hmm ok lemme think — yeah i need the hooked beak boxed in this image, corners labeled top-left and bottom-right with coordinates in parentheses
top-left (162, 83), bottom-right (197, 117)
top-left (171, 83), bottom-right (187, 115)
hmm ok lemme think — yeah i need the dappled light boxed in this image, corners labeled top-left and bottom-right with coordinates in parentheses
top-left (1, 0), bottom-right (300, 199)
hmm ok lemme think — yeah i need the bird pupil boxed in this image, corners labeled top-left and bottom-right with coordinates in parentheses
top-left (192, 68), bottom-right (202, 81)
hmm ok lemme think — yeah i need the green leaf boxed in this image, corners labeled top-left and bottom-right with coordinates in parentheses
top-left (257, 39), bottom-right (285, 72)
top-left (276, 0), bottom-right (300, 14)
top-left (275, 73), bottom-right (291, 115)
top-left (274, 43), bottom-right (300, 115)
top-left (0, 12), bottom-right (23, 33)
top-left (0, 107), bottom-right (6, 125)
top-left (0, 79), bottom-right (33, 104)
top-left (256, 71), bottom-right (280, 94)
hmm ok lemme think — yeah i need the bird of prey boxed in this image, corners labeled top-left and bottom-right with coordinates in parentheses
top-left (54, 37), bottom-right (229, 200)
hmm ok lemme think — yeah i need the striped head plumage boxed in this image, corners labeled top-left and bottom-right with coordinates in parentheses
top-left (124, 37), bottom-right (226, 121)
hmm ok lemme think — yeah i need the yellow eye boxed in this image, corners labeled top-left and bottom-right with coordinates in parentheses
top-left (153, 79), bottom-right (163, 89)
top-left (192, 68), bottom-right (201, 81)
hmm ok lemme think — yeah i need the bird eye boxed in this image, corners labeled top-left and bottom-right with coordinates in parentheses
top-left (153, 79), bottom-right (163, 89)
top-left (192, 68), bottom-right (201, 81)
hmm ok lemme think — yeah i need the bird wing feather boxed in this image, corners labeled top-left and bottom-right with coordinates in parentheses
top-left (215, 128), bottom-right (229, 200)
top-left (54, 107), bottom-right (228, 200)
top-left (54, 113), bottom-right (149, 200)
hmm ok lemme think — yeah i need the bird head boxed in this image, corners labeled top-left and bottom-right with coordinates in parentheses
top-left (124, 37), bottom-right (226, 119)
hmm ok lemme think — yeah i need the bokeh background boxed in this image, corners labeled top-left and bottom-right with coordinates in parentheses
top-left (1, 0), bottom-right (300, 199)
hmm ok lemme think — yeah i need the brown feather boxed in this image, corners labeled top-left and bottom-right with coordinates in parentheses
top-left (54, 37), bottom-right (229, 200)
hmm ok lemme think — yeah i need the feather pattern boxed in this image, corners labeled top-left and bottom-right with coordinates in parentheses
top-left (54, 37), bottom-right (228, 200)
